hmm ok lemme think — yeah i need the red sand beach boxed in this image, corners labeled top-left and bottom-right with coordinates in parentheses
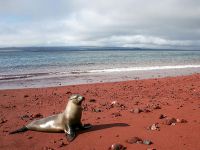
top-left (0, 74), bottom-right (200, 150)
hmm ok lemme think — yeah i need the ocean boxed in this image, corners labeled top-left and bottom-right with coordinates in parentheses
top-left (0, 47), bottom-right (200, 89)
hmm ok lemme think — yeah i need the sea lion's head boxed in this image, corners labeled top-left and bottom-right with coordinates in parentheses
top-left (69, 94), bottom-right (85, 105)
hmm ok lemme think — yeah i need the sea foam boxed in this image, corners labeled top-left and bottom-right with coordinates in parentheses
top-left (87, 65), bottom-right (200, 73)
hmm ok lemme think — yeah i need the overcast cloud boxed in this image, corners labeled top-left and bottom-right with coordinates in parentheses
top-left (0, 0), bottom-right (200, 49)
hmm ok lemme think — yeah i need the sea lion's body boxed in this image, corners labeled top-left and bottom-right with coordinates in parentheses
top-left (10, 94), bottom-right (91, 141)
top-left (26, 114), bottom-right (65, 132)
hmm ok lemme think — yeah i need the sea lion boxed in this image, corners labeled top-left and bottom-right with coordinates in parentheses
top-left (10, 94), bottom-right (92, 141)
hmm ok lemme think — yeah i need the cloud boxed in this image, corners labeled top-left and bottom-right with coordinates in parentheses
top-left (0, 0), bottom-right (200, 49)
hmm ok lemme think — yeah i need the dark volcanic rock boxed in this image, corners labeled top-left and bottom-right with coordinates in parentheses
top-left (89, 99), bottom-right (96, 103)
top-left (24, 95), bottom-right (29, 98)
top-left (163, 117), bottom-right (177, 125)
top-left (159, 114), bottom-right (165, 119)
top-left (33, 113), bottom-right (43, 118)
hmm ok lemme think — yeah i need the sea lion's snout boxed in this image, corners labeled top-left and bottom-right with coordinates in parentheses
top-left (69, 94), bottom-right (85, 105)
top-left (78, 96), bottom-right (85, 101)
top-left (77, 95), bottom-right (85, 105)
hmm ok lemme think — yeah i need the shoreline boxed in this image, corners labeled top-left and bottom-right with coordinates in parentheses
top-left (1, 67), bottom-right (200, 90)
top-left (0, 73), bottom-right (200, 150)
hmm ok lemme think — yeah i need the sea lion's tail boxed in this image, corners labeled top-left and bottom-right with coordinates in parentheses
top-left (9, 126), bottom-right (28, 134)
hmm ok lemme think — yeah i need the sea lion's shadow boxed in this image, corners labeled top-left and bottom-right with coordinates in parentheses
top-left (78, 123), bottom-right (129, 134)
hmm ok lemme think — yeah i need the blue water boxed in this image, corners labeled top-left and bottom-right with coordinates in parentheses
top-left (0, 48), bottom-right (200, 80)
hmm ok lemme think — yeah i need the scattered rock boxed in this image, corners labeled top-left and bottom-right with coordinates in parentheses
top-left (111, 101), bottom-right (118, 105)
top-left (119, 104), bottom-right (126, 110)
top-left (126, 137), bottom-right (143, 144)
top-left (176, 118), bottom-right (188, 123)
top-left (130, 108), bottom-right (142, 114)
top-left (143, 140), bottom-right (152, 145)
top-left (159, 114), bottom-right (165, 119)
top-left (142, 108), bottom-right (151, 113)
top-left (33, 113), bottom-right (43, 118)
top-left (43, 146), bottom-right (54, 150)
top-left (0, 118), bottom-right (7, 124)
top-left (66, 91), bottom-right (72, 94)
top-left (112, 112), bottom-right (121, 117)
top-left (82, 104), bottom-right (88, 111)
top-left (133, 101), bottom-right (139, 105)
top-left (59, 141), bottom-right (67, 147)
top-left (24, 95), bottom-right (29, 98)
top-left (110, 143), bottom-right (126, 150)
top-left (89, 99), bottom-right (96, 103)
top-left (147, 123), bottom-right (160, 131)
top-left (162, 117), bottom-right (177, 125)
top-left (92, 108), bottom-right (101, 112)
top-left (152, 105), bottom-right (161, 110)
top-left (126, 137), bottom-right (153, 145)
top-left (2, 130), bottom-right (8, 133)
top-left (20, 115), bottom-right (30, 120)
top-left (171, 123), bottom-right (176, 126)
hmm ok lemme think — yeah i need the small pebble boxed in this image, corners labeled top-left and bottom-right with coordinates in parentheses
top-left (112, 112), bottom-right (121, 117)
top-left (153, 105), bottom-right (161, 109)
top-left (143, 140), bottom-right (152, 145)
top-left (126, 137), bottom-right (142, 144)
top-left (130, 108), bottom-right (142, 114)
top-left (59, 141), bottom-right (67, 147)
top-left (142, 108), bottom-right (151, 113)
top-left (111, 101), bottom-right (118, 105)
top-left (159, 114), bottom-right (165, 119)
top-left (148, 123), bottom-right (159, 131)
top-left (93, 108), bottom-right (101, 112)
top-left (110, 143), bottom-right (126, 150)
top-left (89, 99), bottom-right (96, 103)
top-left (0, 118), bottom-right (8, 124)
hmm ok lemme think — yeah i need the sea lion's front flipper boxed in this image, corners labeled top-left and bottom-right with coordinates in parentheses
top-left (65, 130), bottom-right (76, 142)
top-left (65, 126), bottom-right (76, 142)
top-left (9, 126), bottom-right (28, 134)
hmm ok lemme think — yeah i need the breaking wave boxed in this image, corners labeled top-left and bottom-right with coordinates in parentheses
top-left (86, 65), bottom-right (200, 73)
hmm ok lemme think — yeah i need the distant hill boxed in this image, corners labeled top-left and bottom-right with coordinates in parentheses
top-left (0, 46), bottom-right (199, 52)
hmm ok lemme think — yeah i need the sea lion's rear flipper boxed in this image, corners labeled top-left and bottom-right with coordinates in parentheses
top-left (9, 126), bottom-right (28, 134)
top-left (81, 123), bottom-right (92, 130)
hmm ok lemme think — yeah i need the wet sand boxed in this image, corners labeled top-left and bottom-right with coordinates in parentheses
top-left (0, 74), bottom-right (200, 150)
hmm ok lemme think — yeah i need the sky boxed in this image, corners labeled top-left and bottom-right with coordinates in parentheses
top-left (0, 0), bottom-right (200, 49)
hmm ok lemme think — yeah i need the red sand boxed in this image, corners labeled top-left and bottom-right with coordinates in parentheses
top-left (0, 74), bottom-right (200, 150)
